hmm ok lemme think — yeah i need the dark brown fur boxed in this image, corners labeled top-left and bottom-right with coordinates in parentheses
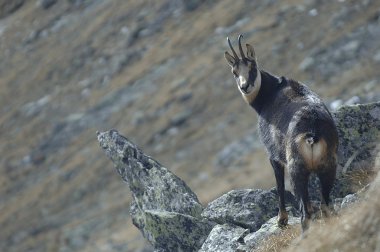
top-left (225, 36), bottom-right (338, 231)
top-left (252, 71), bottom-right (338, 231)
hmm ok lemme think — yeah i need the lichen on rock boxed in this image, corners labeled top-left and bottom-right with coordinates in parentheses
top-left (141, 210), bottom-right (214, 251)
top-left (97, 130), bottom-right (210, 251)
top-left (97, 129), bottom-right (203, 217)
top-left (334, 102), bottom-right (380, 174)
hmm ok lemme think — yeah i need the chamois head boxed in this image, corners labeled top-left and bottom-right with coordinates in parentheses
top-left (224, 35), bottom-right (261, 104)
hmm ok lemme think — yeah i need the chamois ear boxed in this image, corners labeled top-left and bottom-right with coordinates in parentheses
top-left (246, 44), bottom-right (256, 61)
top-left (224, 51), bottom-right (236, 66)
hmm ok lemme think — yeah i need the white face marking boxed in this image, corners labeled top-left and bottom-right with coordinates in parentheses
top-left (229, 59), bottom-right (261, 105)
top-left (237, 65), bottom-right (250, 90)
top-left (241, 68), bottom-right (261, 105)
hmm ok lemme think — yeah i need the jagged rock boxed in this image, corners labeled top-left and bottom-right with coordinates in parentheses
top-left (199, 224), bottom-right (249, 252)
top-left (241, 216), bottom-right (300, 251)
top-left (201, 189), bottom-right (295, 232)
top-left (97, 130), bottom-right (212, 251)
top-left (97, 130), bottom-right (203, 216)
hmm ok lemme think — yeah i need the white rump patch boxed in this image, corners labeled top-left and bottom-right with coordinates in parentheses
top-left (295, 134), bottom-right (327, 170)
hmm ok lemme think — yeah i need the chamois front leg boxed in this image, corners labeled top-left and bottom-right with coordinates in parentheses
top-left (270, 159), bottom-right (288, 227)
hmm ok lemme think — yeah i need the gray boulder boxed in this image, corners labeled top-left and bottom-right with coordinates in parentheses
top-left (334, 102), bottom-right (380, 174)
top-left (242, 216), bottom-right (300, 250)
top-left (201, 189), bottom-right (296, 232)
top-left (97, 130), bottom-right (212, 251)
top-left (199, 224), bottom-right (249, 252)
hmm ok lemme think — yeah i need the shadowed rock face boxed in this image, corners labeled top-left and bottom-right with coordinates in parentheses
top-left (97, 103), bottom-right (380, 252)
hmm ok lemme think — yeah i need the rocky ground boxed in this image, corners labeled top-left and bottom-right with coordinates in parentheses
top-left (1, 0), bottom-right (380, 251)
top-left (97, 102), bottom-right (380, 251)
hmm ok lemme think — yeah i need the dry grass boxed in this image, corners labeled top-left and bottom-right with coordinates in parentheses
top-left (252, 170), bottom-right (380, 252)
top-left (287, 175), bottom-right (380, 252)
top-left (341, 168), bottom-right (377, 193)
top-left (255, 225), bottom-right (301, 252)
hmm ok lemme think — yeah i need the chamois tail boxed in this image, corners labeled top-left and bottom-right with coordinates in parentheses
top-left (296, 133), bottom-right (327, 170)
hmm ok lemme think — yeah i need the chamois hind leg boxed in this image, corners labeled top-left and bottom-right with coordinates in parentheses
top-left (289, 164), bottom-right (311, 232)
top-left (270, 159), bottom-right (288, 227)
top-left (318, 166), bottom-right (336, 217)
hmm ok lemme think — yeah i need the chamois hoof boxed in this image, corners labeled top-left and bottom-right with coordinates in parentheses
top-left (277, 217), bottom-right (288, 228)
top-left (320, 204), bottom-right (335, 218)
top-left (277, 210), bottom-right (288, 228)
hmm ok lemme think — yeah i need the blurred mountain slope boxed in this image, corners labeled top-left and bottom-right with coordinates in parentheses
top-left (0, 0), bottom-right (380, 251)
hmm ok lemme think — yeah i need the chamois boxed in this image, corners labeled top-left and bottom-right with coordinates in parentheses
top-left (224, 35), bottom-right (338, 231)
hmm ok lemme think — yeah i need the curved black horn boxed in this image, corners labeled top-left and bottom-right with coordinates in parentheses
top-left (238, 34), bottom-right (245, 60)
top-left (227, 37), bottom-right (239, 59)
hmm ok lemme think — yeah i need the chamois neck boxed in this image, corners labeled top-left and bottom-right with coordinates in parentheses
top-left (250, 70), bottom-right (284, 113)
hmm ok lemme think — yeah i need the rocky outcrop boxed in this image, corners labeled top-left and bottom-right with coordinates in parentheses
top-left (97, 130), bottom-right (212, 251)
top-left (97, 103), bottom-right (380, 252)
